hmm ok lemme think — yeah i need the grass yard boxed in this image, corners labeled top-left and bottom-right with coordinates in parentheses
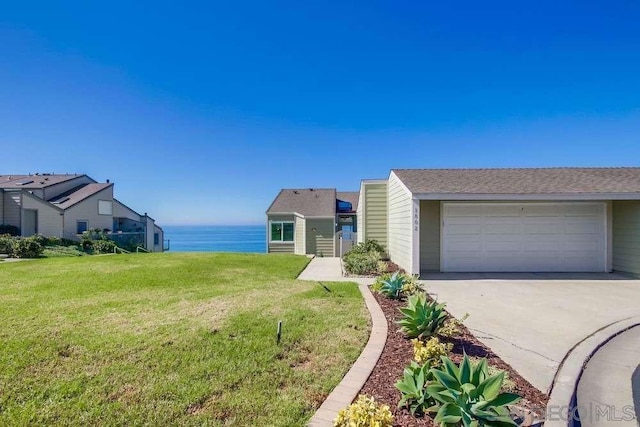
top-left (0, 253), bottom-right (369, 426)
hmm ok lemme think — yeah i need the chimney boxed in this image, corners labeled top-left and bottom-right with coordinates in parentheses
top-left (106, 179), bottom-right (110, 183)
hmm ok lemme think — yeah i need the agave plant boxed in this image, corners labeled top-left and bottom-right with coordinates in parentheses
top-left (427, 354), bottom-right (521, 427)
top-left (398, 294), bottom-right (448, 339)
top-left (395, 361), bottom-right (438, 416)
top-left (378, 271), bottom-right (406, 299)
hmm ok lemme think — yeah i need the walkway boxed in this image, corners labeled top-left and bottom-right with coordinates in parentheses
top-left (297, 257), bottom-right (374, 285)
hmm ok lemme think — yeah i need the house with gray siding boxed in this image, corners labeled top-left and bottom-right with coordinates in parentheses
top-left (0, 173), bottom-right (164, 252)
top-left (272, 167), bottom-right (640, 278)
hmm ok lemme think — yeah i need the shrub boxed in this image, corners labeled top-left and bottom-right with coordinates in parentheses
top-left (334, 394), bottom-right (393, 427)
top-left (401, 275), bottom-right (422, 296)
top-left (0, 234), bottom-right (14, 255)
top-left (343, 251), bottom-right (380, 275)
top-left (413, 337), bottom-right (453, 366)
top-left (347, 240), bottom-right (385, 256)
top-left (427, 354), bottom-right (521, 427)
top-left (92, 239), bottom-right (117, 254)
top-left (0, 224), bottom-right (20, 236)
top-left (377, 260), bottom-right (389, 273)
top-left (395, 361), bottom-right (438, 416)
top-left (398, 294), bottom-right (448, 339)
top-left (438, 314), bottom-right (469, 338)
top-left (11, 237), bottom-right (43, 258)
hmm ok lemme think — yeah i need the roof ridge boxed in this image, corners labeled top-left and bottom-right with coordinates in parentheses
top-left (392, 166), bottom-right (640, 171)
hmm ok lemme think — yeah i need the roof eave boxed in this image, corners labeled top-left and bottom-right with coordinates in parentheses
top-left (412, 192), bottom-right (640, 201)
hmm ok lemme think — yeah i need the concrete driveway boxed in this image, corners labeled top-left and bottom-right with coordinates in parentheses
top-left (421, 273), bottom-right (640, 392)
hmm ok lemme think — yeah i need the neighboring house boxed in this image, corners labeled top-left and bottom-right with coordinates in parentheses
top-left (269, 167), bottom-right (640, 277)
top-left (0, 173), bottom-right (164, 252)
top-left (265, 188), bottom-right (358, 256)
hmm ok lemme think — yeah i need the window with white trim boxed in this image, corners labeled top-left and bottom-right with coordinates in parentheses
top-left (98, 200), bottom-right (113, 215)
top-left (270, 221), bottom-right (294, 242)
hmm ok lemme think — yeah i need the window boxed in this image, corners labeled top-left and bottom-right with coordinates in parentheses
top-left (98, 200), bottom-right (113, 215)
top-left (154, 233), bottom-right (159, 245)
top-left (77, 221), bottom-right (88, 234)
top-left (337, 200), bottom-right (353, 212)
top-left (270, 221), bottom-right (294, 242)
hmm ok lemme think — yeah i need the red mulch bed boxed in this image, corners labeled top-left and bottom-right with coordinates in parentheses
top-left (359, 292), bottom-right (549, 427)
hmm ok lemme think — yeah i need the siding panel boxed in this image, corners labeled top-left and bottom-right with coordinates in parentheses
top-left (3, 192), bottom-right (21, 229)
top-left (364, 183), bottom-right (388, 248)
top-left (420, 200), bottom-right (441, 272)
top-left (306, 218), bottom-right (334, 256)
top-left (387, 173), bottom-right (412, 272)
top-left (294, 216), bottom-right (305, 255)
top-left (613, 201), bottom-right (640, 276)
top-left (22, 193), bottom-right (64, 237)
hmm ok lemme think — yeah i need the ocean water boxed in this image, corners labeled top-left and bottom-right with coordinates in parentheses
top-left (163, 225), bottom-right (266, 253)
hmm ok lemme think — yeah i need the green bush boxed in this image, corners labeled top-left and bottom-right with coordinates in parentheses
top-left (398, 294), bottom-right (448, 339)
top-left (334, 394), bottom-right (393, 427)
top-left (343, 251), bottom-right (380, 275)
top-left (0, 224), bottom-right (20, 236)
top-left (395, 361), bottom-right (438, 416)
top-left (30, 235), bottom-right (78, 247)
top-left (347, 240), bottom-right (386, 257)
top-left (343, 239), bottom-right (386, 275)
top-left (427, 354), bottom-right (521, 427)
top-left (11, 237), bottom-right (44, 258)
top-left (92, 239), bottom-right (117, 254)
top-left (0, 234), bottom-right (14, 255)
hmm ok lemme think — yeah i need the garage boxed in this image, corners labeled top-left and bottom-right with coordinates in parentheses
top-left (442, 202), bottom-right (607, 272)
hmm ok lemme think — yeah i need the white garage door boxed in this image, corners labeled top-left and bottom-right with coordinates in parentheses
top-left (442, 202), bottom-right (606, 272)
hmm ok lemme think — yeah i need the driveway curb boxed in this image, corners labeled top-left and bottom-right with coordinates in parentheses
top-left (307, 283), bottom-right (388, 427)
top-left (545, 315), bottom-right (640, 427)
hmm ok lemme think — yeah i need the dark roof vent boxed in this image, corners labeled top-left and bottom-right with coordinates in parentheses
top-left (309, 188), bottom-right (314, 191)
top-left (293, 190), bottom-right (299, 194)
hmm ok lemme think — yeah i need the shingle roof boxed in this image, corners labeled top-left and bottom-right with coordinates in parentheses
top-left (337, 191), bottom-right (359, 212)
top-left (0, 174), bottom-right (87, 189)
top-left (267, 188), bottom-right (337, 216)
top-left (49, 183), bottom-right (112, 209)
top-left (392, 168), bottom-right (640, 195)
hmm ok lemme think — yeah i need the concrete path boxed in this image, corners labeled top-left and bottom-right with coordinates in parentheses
top-left (298, 257), bottom-right (374, 285)
top-left (576, 325), bottom-right (640, 427)
top-left (421, 273), bottom-right (640, 392)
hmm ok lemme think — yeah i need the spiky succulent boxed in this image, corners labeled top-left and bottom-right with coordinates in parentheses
top-left (398, 294), bottom-right (448, 339)
top-left (427, 354), bottom-right (521, 427)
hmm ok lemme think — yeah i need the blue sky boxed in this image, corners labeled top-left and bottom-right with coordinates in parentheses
top-left (1, 1), bottom-right (639, 225)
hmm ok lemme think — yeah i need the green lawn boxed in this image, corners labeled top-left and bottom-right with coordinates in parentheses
top-left (0, 253), bottom-right (368, 426)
